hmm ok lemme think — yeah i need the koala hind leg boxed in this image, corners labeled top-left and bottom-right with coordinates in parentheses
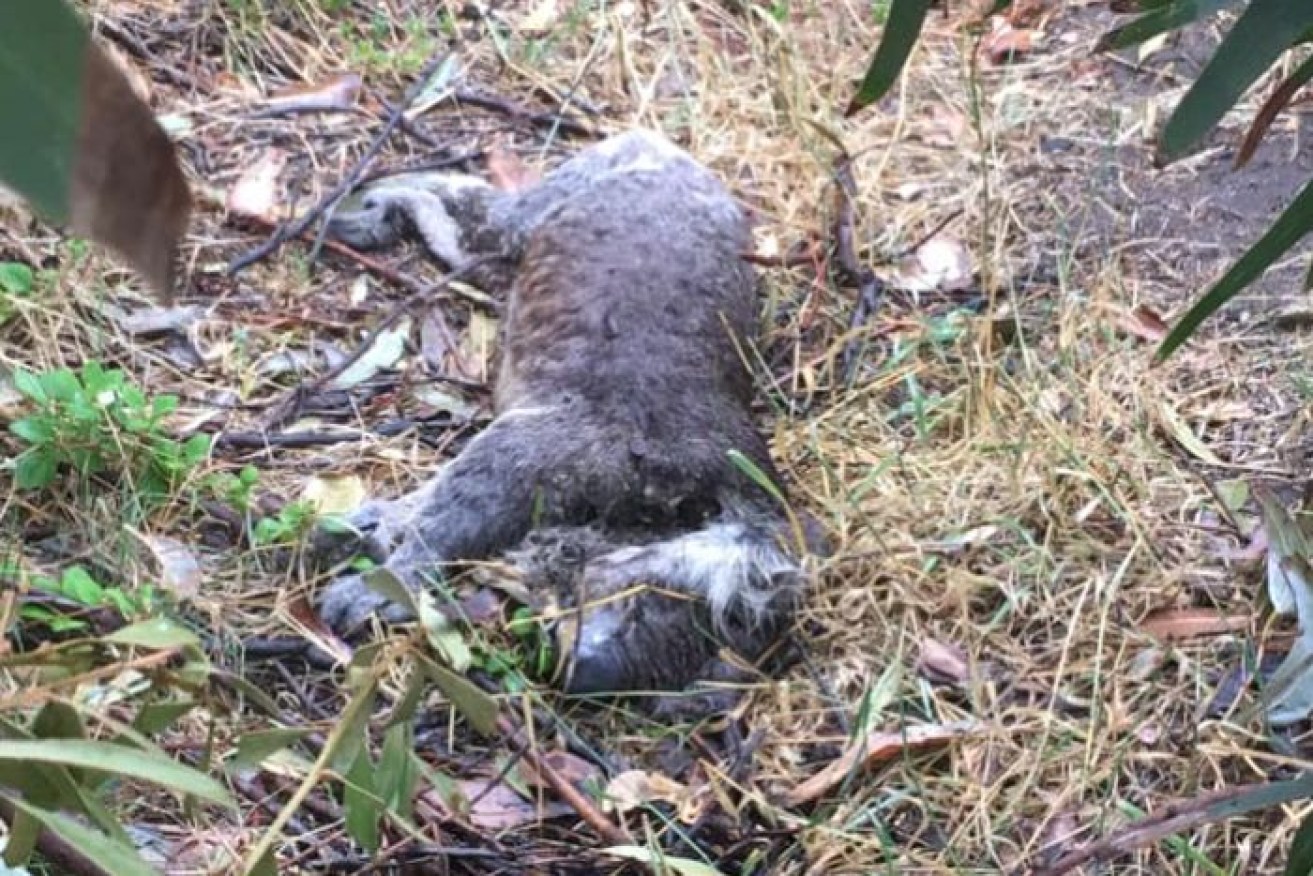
top-left (558, 515), bottom-right (802, 696)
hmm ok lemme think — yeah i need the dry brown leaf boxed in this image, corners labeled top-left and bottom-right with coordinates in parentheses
top-left (1139, 609), bottom-right (1251, 641)
top-left (447, 779), bottom-right (572, 829)
top-left (517, 750), bottom-right (600, 791)
top-left (917, 638), bottom-right (970, 684)
top-left (139, 534), bottom-right (202, 599)
top-left (983, 22), bottom-right (1035, 65)
top-left (782, 720), bottom-right (984, 807)
top-left (1116, 304), bottom-right (1168, 342)
top-left (226, 149), bottom-right (288, 221)
top-left (518, 0), bottom-right (561, 35)
top-left (488, 145), bottom-right (543, 192)
top-left (287, 593), bottom-right (352, 664)
top-left (262, 72), bottom-right (363, 114)
top-left (603, 770), bottom-right (703, 822)
top-left (302, 474), bottom-right (367, 516)
top-left (890, 236), bottom-right (973, 293)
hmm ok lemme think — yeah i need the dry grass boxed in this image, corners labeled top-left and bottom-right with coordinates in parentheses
top-left (6, 0), bottom-right (1313, 872)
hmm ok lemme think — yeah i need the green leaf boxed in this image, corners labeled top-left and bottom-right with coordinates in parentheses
top-left (1157, 0), bottom-right (1313, 165)
top-left (230, 728), bottom-right (315, 773)
top-left (361, 567), bottom-right (419, 619)
top-left (1, 794), bottom-right (157, 876)
top-left (1235, 53), bottom-right (1313, 169)
top-left (0, 740), bottom-right (232, 806)
top-left (14, 450), bottom-right (57, 489)
top-left (375, 722), bottom-right (417, 819)
top-left (0, 263), bottom-right (34, 295)
top-left (59, 566), bottom-right (103, 606)
top-left (0, 0), bottom-right (191, 299)
top-left (8, 417), bottom-right (51, 445)
top-left (343, 749), bottom-right (382, 854)
top-left (1156, 172), bottom-right (1313, 361)
top-left (1095, 0), bottom-right (1235, 53)
top-left (40, 368), bottom-right (81, 403)
top-left (603, 846), bottom-right (728, 876)
top-left (11, 369), bottom-right (45, 403)
top-left (103, 617), bottom-right (202, 651)
top-left (1286, 808), bottom-right (1313, 876)
top-left (420, 655), bottom-right (498, 736)
top-left (845, 0), bottom-right (932, 117)
top-left (131, 700), bottom-right (197, 737)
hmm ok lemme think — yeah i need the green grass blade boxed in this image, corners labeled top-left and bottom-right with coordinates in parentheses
top-left (1156, 172), bottom-right (1313, 362)
top-left (845, 0), bottom-right (932, 117)
top-left (1158, 0), bottom-right (1313, 165)
top-left (1286, 807), bottom-right (1313, 876)
top-left (2, 795), bottom-right (157, 876)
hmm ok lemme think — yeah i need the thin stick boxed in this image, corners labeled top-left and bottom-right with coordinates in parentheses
top-left (227, 53), bottom-right (451, 276)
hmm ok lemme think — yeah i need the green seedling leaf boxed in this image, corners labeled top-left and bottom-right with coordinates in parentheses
top-left (131, 700), bottom-right (197, 737)
top-left (845, 0), bottom-right (932, 117)
top-left (1286, 807), bottom-right (1313, 876)
top-left (375, 721), bottom-right (418, 819)
top-left (1157, 0), bottom-right (1313, 166)
top-left (230, 728), bottom-right (316, 773)
top-left (0, 263), bottom-right (33, 295)
top-left (0, 740), bottom-right (231, 806)
top-left (420, 655), bottom-right (498, 736)
top-left (1095, 0), bottom-right (1235, 53)
top-left (2, 794), bottom-right (156, 876)
top-left (603, 846), bottom-right (728, 876)
top-left (344, 749), bottom-right (383, 853)
top-left (0, 0), bottom-right (191, 299)
top-left (361, 567), bottom-right (419, 619)
top-left (104, 617), bottom-right (201, 651)
top-left (420, 592), bottom-right (473, 672)
top-left (1157, 173), bottom-right (1313, 361)
top-left (13, 450), bottom-right (57, 490)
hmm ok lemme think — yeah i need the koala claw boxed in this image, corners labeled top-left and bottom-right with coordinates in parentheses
top-left (317, 572), bottom-right (417, 637)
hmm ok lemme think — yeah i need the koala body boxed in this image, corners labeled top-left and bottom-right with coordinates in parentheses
top-left (317, 130), bottom-right (810, 698)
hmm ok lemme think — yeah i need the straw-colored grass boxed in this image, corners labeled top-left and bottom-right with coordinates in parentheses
top-left (4, 0), bottom-right (1313, 872)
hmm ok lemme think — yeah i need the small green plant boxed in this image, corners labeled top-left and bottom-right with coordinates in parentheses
top-left (18, 565), bottom-right (161, 633)
top-left (7, 362), bottom-right (211, 504)
top-left (252, 500), bottom-right (318, 546)
top-left (0, 261), bottom-right (34, 324)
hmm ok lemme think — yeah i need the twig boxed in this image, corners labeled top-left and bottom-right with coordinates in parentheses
top-left (831, 154), bottom-right (885, 380)
top-left (454, 87), bottom-right (600, 140)
top-left (894, 208), bottom-right (964, 260)
top-left (494, 714), bottom-right (628, 844)
top-left (1025, 779), bottom-right (1310, 876)
top-left (226, 53), bottom-right (451, 276)
top-left (258, 256), bottom-right (493, 432)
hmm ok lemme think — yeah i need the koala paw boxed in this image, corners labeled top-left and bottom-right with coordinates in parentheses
top-left (317, 571), bottom-right (417, 637)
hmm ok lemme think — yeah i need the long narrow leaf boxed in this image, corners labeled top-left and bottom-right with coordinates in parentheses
top-left (845, 0), bottom-right (932, 117)
top-left (1096, 0), bottom-right (1235, 53)
top-left (1286, 808), bottom-right (1313, 876)
top-left (1157, 0), bottom-right (1313, 165)
top-left (1235, 54), bottom-right (1313, 168)
top-left (1156, 172), bottom-right (1313, 361)
top-left (2, 794), bottom-right (157, 876)
top-left (0, 740), bottom-right (231, 806)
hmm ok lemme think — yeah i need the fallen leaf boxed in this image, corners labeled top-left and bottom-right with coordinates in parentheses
top-left (286, 592), bottom-right (353, 664)
top-left (1251, 488), bottom-right (1313, 726)
top-left (331, 318), bottom-right (412, 389)
top-left (420, 307), bottom-right (456, 371)
top-left (917, 638), bottom-right (970, 684)
top-left (1156, 402), bottom-right (1224, 466)
top-left (1139, 609), bottom-right (1250, 641)
top-left (917, 106), bottom-right (970, 149)
top-left (302, 474), bottom-right (367, 516)
top-left (517, 750), bottom-right (600, 791)
top-left (261, 72), bottom-right (362, 115)
top-left (487, 145), bottom-right (542, 192)
top-left (1116, 304), bottom-right (1168, 342)
top-left (983, 22), bottom-right (1034, 65)
top-left (461, 312), bottom-right (498, 382)
top-left (226, 149), bottom-right (288, 222)
top-left (603, 770), bottom-right (694, 815)
top-left (603, 846), bottom-right (726, 876)
top-left (518, 0), bottom-right (561, 36)
top-left (891, 236), bottom-right (973, 293)
top-left (782, 719), bottom-right (984, 807)
top-left (445, 778), bottom-right (572, 829)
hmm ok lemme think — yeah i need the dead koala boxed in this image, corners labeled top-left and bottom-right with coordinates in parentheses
top-left (315, 130), bottom-right (815, 702)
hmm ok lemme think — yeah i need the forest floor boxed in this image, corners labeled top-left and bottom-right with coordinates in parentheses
top-left (5, 0), bottom-right (1313, 873)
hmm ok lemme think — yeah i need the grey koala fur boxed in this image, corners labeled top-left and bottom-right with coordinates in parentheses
top-left (316, 130), bottom-right (813, 698)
